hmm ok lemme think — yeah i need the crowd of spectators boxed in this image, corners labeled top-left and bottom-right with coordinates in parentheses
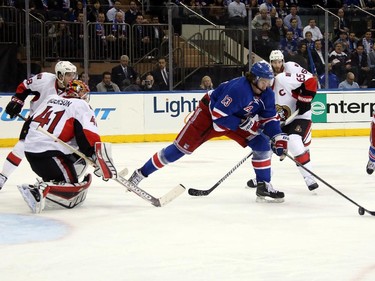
top-left (2, 1), bottom-right (375, 90)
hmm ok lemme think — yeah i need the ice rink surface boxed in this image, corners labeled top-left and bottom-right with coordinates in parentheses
top-left (1, 136), bottom-right (375, 281)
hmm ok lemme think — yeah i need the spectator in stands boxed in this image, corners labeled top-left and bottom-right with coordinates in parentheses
top-left (362, 30), bottom-right (374, 55)
top-left (71, 12), bottom-right (85, 58)
top-left (96, 71), bottom-right (120, 92)
top-left (251, 8), bottom-right (271, 30)
top-left (106, 1), bottom-right (124, 22)
top-left (333, 8), bottom-right (350, 40)
top-left (311, 39), bottom-right (326, 76)
top-left (88, 0), bottom-right (106, 22)
top-left (125, 1), bottom-right (140, 25)
top-left (141, 73), bottom-right (159, 91)
top-left (348, 32), bottom-right (359, 53)
top-left (280, 30), bottom-right (298, 59)
top-left (208, 0), bottom-right (226, 24)
top-left (303, 19), bottom-right (323, 41)
top-left (288, 17), bottom-right (303, 43)
top-left (338, 72), bottom-right (360, 89)
top-left (254, 22), bottom-right (272, 58)
top-left (242, 52), bottom-right (256, 75)
top-left (300, 31), bottom-right (314, 51)
top-left (227, 0), bottom-right (247, 26)
top-left (149, 16), bottom-right (167, 57)
top-left (108, 11), bottom-right (128, 60)
top-left (152, 57), bottom-right (169, 91)
top-left (55, 21), bottom-right (74, 58)
top-left (184, 0), bottom-right (204, 24)
top-left (79, 72), bottom-right (97, 92)
top-left (289, 42), bottom-right (309, 70)
top-left (269, 17), bottom-right (287, 48)
top-left (334, 31), bottom-right (350, 54)
top-left (132, 14), bottom-right (152, 59)
top-left (200, 75), bottom-right (214, 90)
top-left (368, 43), bottom-right (375, 79)
top-left (259, 0), bottom-right (276, 14)
top-left (283, 5), bottom-right (302, 29)
top-left (66, 0), bottom-right (84, 22)
top-left (91, 12), bottom-right (109, 59)
top-left (111, 55), bottom-right (138, 89)
top-left (329, 42), bottom-right (352, 82)
top-left (350, 44), bottom-right (371, 87)
top-left (276, 0), bottom-right (288, 19)
top-left (123, 75), bottom-right (142, 91)
top-left (319, 63), bottom-right (339, 89)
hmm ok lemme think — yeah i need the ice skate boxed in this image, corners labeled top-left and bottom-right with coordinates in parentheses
top-left (367, 160), bottom-right (375, 175)
top-left (128, 169), bottom-right (145, 186)
top-left (0, 173), bottom-right (7, 189)
top-left (304, 176), bottom-right (319, 191)
top-left (246, 178), bottom-right (257, 189)
top-left (256, 181), bottom-right (284, 203)
top-left (17, 182), bottom-right (45, 213)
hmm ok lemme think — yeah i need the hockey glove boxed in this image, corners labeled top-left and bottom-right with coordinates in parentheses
top-left (296, 100), bottom-right (311, 115)
top-left (271, 133), bottom-right (289, 160)
top-left (92, 142), bottom-right (117, 181)
top-left (239, 116), bottom-right (261, 135)
top-left (6, 96), bottom-right (24, 118)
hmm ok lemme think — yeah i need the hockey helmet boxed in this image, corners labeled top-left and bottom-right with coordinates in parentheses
top-left (250, 61), bottom-right (274, 80)
top-left (55, 61), bottom-right (77, 84)
top-left (64, 80), bottom-right (90, 102)
top-left (269, 50), bottom-right (284, 62)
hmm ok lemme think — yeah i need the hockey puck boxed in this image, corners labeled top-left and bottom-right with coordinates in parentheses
top-left (358, 207), bottom-right (365, 216)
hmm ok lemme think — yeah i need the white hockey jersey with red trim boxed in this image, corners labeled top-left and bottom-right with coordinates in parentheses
top-left (273, 67), bottom-right (315, 121)
top-left (24, 95), bottom-right (100, 156)
top-left (15, 72), bottom-right (64, 115)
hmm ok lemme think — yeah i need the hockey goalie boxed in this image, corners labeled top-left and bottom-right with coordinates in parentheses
top-left (17, 80), bottom-right (117, 213)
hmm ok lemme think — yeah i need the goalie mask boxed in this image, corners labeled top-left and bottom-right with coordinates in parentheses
top-left (64, 80), bottom-right (90, 102)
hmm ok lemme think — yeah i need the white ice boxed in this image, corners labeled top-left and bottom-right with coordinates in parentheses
top-left (1, 136), bottom-right (375, 281)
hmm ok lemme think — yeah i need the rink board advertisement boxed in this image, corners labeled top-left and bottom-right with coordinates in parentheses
top-left (0, 90), bottom-right (373, 143)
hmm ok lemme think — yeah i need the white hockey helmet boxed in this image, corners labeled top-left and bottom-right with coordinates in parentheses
top-left (55, 61), bottom-right (77, 84)
top-left (269, 50), bottom-right (284, 62)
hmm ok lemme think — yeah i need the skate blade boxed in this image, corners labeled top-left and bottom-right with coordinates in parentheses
top-left (17, 185), bottom-right (43, 213)
top-left (256, 196), bottom-right (284, 203)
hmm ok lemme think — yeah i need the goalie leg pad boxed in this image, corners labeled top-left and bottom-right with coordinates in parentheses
top-left (94, 142), bottom-right (117, 180)
top-left (45, 174), bottom-right (92, 209)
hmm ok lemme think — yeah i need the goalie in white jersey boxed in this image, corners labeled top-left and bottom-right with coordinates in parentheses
top-left (17, 80), bottom-right (117, 213)
top-left (247, 50), bottom-right (319, 191)
top-left (0, 61), bottom-right (77, 190)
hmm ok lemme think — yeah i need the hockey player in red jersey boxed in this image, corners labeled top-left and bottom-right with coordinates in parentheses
top-left (17, 80), bottom-right (117, 213)
top-left (367, 114), bottom-right (375, 175)
top-left (247, 50), bottom-right (319, 191)
top-left (128, 61), bottom-right (289, 203)
top-left (0, 61), bottom-right (77, 190)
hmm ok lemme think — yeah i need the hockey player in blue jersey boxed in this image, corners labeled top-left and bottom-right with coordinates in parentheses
top-left (129, 61), bottom-right (289, 202)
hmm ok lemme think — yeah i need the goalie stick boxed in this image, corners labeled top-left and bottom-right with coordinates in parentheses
top-left (188, 152), bottom-right (253, 196)
top-left (17, 114), bottom-right (185, 207)
top-left (284, 153), bottom-right (375, 217)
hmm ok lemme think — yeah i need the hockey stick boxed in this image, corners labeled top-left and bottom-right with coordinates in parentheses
top-left (281, 109), bottom-right (299, 127)
top-left (284, 153), bottom-right (375, 216)
top-left (17, 114), bottom-right (185, 207)
top-left (188, 151), bottom-right (253, 196)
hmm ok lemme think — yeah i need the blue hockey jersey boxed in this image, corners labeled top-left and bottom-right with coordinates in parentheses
top-left (208, 76), bottom-right (281, 138)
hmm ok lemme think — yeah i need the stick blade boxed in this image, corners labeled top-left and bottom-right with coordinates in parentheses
top-left (188, 188), bottom-right (211, 196)
top-left (159, 184), bottom-right (186, 206)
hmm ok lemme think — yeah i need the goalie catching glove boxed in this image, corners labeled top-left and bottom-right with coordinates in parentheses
top-left (239, 116), bottom-right (261, 135)
top-left (271, 133), bottom-right (289, 160)
top-left (92, 142), bottom-right (117, 181)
